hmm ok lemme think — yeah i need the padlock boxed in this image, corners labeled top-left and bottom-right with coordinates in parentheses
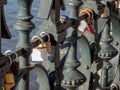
top-left (4, 83), bottom-right (15, 90)
top-left (5, 73), bottom-right (15, 84)
top-left (31, 35), bottom-right (48, 62)
top-left (86, 20), bottom-right (95, 35)
top-left (39, 32), bottom-right (51, 53)
top-left (78, 20), bottom-right (87, 34)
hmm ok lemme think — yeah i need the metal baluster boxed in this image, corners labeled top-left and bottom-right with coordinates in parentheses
top-left (61, 0), bottom-right (86, 90)
top-left (66, 0), bottom-right (82, 38)
top-left (14, 0), bottom-right (35, 89)
top-left (98, 19), bottom-right (118, 90)
top-left (61, 41), bottom-right (86, 90)
top-left (0, 1), bottom-right (2, 55)
top-left (37, 0), bottom-right (66, 89)
top-left (0, 2), bottom-right (2, 89)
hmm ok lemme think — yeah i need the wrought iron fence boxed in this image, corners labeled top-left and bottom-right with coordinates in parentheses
top-left (0, 0), bottom-right (120, 90)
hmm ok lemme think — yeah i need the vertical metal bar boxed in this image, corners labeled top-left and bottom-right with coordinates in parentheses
top-left (61, 0), bottom-right (86, 90)
top-left (99, 20), bottom-right (118, 89)
top-left (0, 6), bottom-right (1, 54)
top-left (0, 5), bottom-right (2, 90)
top-left (66, 0), bottom-right (82, 37)
top-left (54, 1), bottom-right (62, 89)
top-left (55, 0), bottom-right (60, 22)
top-left (101, 61), bottom-right (108, 88)
top-left (14, 0), bottom-right (35, 90)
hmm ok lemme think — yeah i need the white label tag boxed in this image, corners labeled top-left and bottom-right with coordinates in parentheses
top-left (31, 48), bottom-right (48, 61)
top-left (78, 20), bottom-right (87, 32)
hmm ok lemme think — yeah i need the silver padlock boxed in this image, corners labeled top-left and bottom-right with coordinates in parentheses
top-left (78, 20), bottom-right (87, 33)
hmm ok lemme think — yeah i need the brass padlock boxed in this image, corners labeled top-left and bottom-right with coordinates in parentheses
top-left (37, 42), bottom-right (46, 49)
top-left (4, 84), bottom-right (15, 90)
top-left (5, 73), bottom-right (15, 84)
top-left (39, 32), bottom-right (51, 53)
top-left (4, 72), bottom-right (15, 90)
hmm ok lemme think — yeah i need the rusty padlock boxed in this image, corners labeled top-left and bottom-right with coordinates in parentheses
top-left (5, 73), bottom-right (15, 84)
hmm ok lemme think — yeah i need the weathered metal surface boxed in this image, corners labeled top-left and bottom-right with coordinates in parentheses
top-left (99, 19), bottom-right (118, 89)
top-left (0, 0), bottom-right (11, 39)
top-left (0, 0), bottom-right (120, 90)
top-left (1, 7), bottom-right (11, 39)
top-left (38, 0), bottom-right (65, 19)
top-left (77, 36), bottom-right (91, 90)
top-left (14, 0), bottom-right (35, 89)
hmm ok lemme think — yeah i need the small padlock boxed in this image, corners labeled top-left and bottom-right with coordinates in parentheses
top-left (37, 42), bottom-right (47, 49)
top-left (5, 73), bottom-right (15, 85)
top-left (86, 21), bottom-right (95, 35)
top-left (39, 32), bottom-right (51, 53)
top-left (78, 20), bottom-right (87, 34)
top-left (31, 35), bottom-right (48, 62)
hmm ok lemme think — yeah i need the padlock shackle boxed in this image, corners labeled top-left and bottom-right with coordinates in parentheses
top-left (31, 36), bottom-right (44, 43)
top-left (39, 32), bottom-right (50, 42)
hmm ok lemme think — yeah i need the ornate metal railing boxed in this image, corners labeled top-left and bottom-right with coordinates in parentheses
top-left (0, 0), bottom-right (120, 90)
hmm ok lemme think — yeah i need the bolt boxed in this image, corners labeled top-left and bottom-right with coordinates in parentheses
top-left (114, 42), bottom-right (119, 46)
top-left (85, 65), bottom-right (89, 70)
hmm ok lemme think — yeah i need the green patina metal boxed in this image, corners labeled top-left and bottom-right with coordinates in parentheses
top-left (14, 0), bottom-right (35, 90)
top-left (0, 0), bottom-right (120, 90)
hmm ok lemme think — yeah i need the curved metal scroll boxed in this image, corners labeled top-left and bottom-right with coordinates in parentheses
top-left (111, 15), bottom-right (120, 84)
top-left (34, 63), bottom-right (50, 90)
top-left (77, 36), bottom-right (91, 90)
top-left (1, 6), bottom-right (11, 39)
top-left (12, 63), bottom-right (50, 90)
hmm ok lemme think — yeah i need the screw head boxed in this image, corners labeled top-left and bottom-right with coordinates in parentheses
top-left (114, 42), bottom-right (119, 46)
top-left (85, 65), bottom-right (89, 70)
